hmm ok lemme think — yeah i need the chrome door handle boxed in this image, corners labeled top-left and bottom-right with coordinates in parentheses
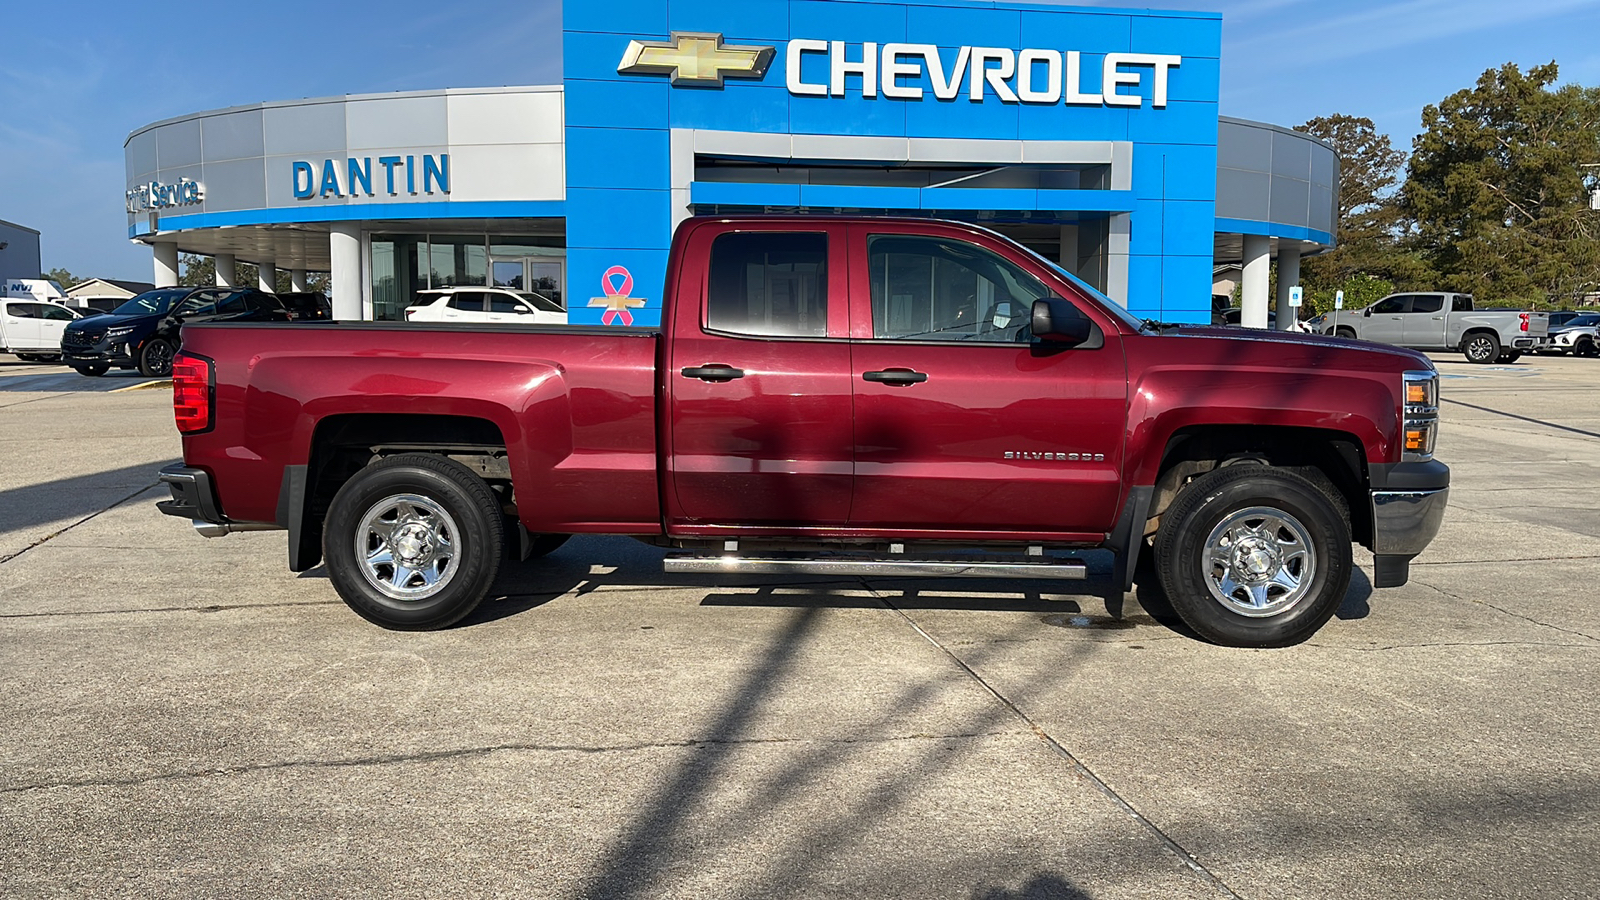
top-left (681, 364), bottom-right (744, 382)
top-left (862, 368), bottom-right (928, 385)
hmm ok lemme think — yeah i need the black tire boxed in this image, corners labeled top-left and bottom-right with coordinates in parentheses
top-left (72, 363), bottom-right (109, 377)
top-left (323, 454), bottom-right (504, 631)
top-left (1577, 338), bottom-right (1597, 358)
top-left (138, 338), bottom-right (175, 377)
top-left (1463, 332), bottom-right (1500, 364)
top-left (1498, 350), bottom-right (1522, 363)
top-left (1334, 327), bottom-right (1357, 340)
top-left (1154, 465), bottom-right (1352, 648)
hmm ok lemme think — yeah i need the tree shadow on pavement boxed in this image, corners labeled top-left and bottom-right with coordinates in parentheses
top-left (0, 460), bottom-right (173, 539)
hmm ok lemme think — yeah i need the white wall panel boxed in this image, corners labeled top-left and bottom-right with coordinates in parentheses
top-left (447, 144), bottom-right (565, 202)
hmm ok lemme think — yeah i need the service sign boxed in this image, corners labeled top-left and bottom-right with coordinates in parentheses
top-left (126, 177), bottom-right (204, 214)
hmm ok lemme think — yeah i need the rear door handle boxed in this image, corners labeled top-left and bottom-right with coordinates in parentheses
top-left (681, 364), bottom-right (745, 382)
top-left (862, 368), bottom-right (928, 385)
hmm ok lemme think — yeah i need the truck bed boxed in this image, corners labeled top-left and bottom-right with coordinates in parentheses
top-left (175, 321), bottom-right (663, 533)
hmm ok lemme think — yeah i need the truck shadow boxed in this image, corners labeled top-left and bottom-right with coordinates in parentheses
top-left (456, 535), bottom-right (1375, 641)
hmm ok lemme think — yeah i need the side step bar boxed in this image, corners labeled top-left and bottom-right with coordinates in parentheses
top-left (664, 554), bottom-right (1087, 580)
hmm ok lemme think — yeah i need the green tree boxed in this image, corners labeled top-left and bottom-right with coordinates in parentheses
top-left (1403, 62), bottom-right (1600, 306)
top-left (1294, 115), bottom-right (1433, 294)
top-left (44, 267), bottom-right (79, 288)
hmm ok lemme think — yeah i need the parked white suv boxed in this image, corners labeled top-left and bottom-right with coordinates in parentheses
top-left (404, 287), bottom-right (567, 325)
top-left (0, 299), bottom-right (80, 361)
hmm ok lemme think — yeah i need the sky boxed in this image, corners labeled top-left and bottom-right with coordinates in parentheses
top-left (3, 0), bottom-right (1596, 281)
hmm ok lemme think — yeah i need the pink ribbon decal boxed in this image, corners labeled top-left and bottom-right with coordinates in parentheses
top-left (588, 264), bottom-right (648, 326)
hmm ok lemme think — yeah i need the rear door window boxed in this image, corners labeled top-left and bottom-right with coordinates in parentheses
top-left (1411, 295), bottom-right (1443, 313)
top-left (706, 232), bottom-right (828, 338)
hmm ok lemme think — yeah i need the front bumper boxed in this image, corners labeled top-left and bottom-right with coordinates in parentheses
top-left (1367, 460), bottom-right (1450, 588)
top-left (157, 463), bottom-right (277, 537)
top-left (63, 341), bottom-right (136, 367)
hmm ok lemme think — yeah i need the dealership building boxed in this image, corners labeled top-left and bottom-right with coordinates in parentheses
top-left (123, 0), bottom-right (1336, 327)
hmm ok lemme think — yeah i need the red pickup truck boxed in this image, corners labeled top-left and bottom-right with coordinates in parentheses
top-left (157, 216), bottom-right (1449, 648)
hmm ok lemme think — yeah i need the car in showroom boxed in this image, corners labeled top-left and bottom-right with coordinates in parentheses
top-left (0, 298), bottom-right (80, 362)
top-left (404, 287), bottom-right (567, 325)
top-left (61, 287), bottom-right (294, 377)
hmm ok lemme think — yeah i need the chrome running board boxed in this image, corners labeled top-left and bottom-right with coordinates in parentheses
top-left (663, 554), bottom-right (1087, 580)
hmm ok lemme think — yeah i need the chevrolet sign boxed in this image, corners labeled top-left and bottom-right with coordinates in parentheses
top-left (618, 33), bottom-right (1181, 108)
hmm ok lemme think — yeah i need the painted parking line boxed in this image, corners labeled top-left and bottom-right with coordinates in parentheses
top-left (111, 380), bottom-right (172, 393)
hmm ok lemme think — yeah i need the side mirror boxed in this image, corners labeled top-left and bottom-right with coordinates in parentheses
top-left (1031, 298), bottom-right (1093, 345)
top-left (1363, 308), bottom-right (1373, 317)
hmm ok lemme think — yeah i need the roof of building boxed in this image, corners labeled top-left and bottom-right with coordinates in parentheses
top-left (0, 218), bottom-right (40, 235)
top-left (65, 277), bottom-right (157, 297)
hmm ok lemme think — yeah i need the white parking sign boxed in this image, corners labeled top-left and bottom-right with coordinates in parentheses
top-left (1289, 286), bottom-right (1303, 308)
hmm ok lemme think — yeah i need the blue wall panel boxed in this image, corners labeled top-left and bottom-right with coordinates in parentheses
top-left (565, 0), bottom-right (1226, 324)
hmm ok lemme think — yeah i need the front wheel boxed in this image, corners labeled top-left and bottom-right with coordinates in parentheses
top-left (72, 363), bottom-right (109, 377)
top-left (138, 338), bottom-right (175, 377)
top-left (1576, 338), bottom-right (1598, 358)
top-left (1154, 466), bottom-right (1351, 648)
top-left (1334, 327), bottom-right (1357, 340)
top-left (1463, 332), bottom-right (1500, 364)
top-left (323, 454), bottom-right (504, 630)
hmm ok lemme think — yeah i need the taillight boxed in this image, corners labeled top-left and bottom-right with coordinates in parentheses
top-left (1520, 313), bottom-right (1530, 332)
top-left (172, 353), bottom-right (213, 434)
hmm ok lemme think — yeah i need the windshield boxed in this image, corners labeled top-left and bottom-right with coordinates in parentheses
top-left (515, 291), bottom-right (563, 313)
top-left (112, 289), bottom-right (190, 317)
top-left (1022, 254), bottom-right (1149, 332)
top-left (1570, 315), bottom-right (1600, 328)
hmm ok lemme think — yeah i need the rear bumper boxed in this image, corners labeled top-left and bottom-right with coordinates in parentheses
top-left (157, 463), bottom-right (278, 537)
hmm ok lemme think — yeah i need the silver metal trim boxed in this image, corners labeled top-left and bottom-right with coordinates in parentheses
top-left (1371, 488), bottom-right (1449, 556)
top-left (191, 519), bottom-right (279, 538)
top-left (664, 555), bottom-right (1087, 580)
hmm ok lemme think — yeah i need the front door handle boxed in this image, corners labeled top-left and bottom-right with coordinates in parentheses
top-left (862, 368), bottom-right (928, 386)
top-left (681, 364), bottom-right (745, 382)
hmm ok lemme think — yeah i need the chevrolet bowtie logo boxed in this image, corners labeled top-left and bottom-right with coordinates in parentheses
top-left (617, 32), bottom-right (776, 87)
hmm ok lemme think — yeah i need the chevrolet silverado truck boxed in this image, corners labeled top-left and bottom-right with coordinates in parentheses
top-left (1315, 291), bottom-right (1548, 364)
top-left (157, 216), bottom-right (1449, 648)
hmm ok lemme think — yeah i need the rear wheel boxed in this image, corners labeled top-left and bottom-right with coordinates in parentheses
top-left (1154, 465), bottom-right (1351, 648)
top-left (323, 454), bottom-right (504, 630)
top-left (1463, 332), bottom-right (1500, 364)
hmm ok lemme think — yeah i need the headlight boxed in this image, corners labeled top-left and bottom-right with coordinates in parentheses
top-left (1402, 370), bottom-right (1439, 461)
top-left (105, 326), bottom-right (135, 339)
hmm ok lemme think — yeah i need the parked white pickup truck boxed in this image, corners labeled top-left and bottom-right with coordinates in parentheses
top-left (0, 298), bottom-right (80, 361)
top-left (1316, 292), bottom-right (1548, 364)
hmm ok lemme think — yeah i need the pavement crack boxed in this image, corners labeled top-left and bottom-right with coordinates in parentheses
top-left (866, 580), bottom-right (1243, 900)
top-left (1413, 579), bottom-right (1600, 644)
top-left (0, 600), bottom-right (344, 619)
top-left (1320, 640), bottom-right (1598, 652)
top-left (0, 483), bottom-right (160, 567)
top-left (0, 731), bottom-right (1017, 795)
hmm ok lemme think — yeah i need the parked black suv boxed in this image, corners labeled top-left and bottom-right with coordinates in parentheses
top-left (62, 287), bottom-right (292, 377)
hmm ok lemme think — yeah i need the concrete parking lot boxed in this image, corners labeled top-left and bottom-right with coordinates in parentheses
top-left (1, 349), bottom-right (1597, 899)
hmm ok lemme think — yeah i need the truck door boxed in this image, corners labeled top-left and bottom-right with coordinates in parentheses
top-left (1402, 294), bottom-right (1446, 347)
top-left (1361, 295), bottom-right (1410, 345)
top-left (666, 224), bottom-right (855, 527)
top-left (845, 224), bottom-right (1128, 535)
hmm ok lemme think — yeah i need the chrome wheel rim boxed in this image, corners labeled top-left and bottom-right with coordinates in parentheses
top-left (1202, 506), bottom-right (1317, 618)
top-left (1467, 338), bottom-right (1493, 362)
top-left (355, 493), bottom-right (461, 602)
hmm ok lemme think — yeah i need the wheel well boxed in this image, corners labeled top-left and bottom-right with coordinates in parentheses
top-left (1461, 328), bottom-right (1497, 343)
top-left (1149, 425), bottom-right (1370, 546)
top-left (294, 414), bottom-right (511, 570)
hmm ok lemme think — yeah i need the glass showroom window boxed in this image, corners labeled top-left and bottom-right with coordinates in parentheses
top-left (370, 233), bottom-right (564, 321)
